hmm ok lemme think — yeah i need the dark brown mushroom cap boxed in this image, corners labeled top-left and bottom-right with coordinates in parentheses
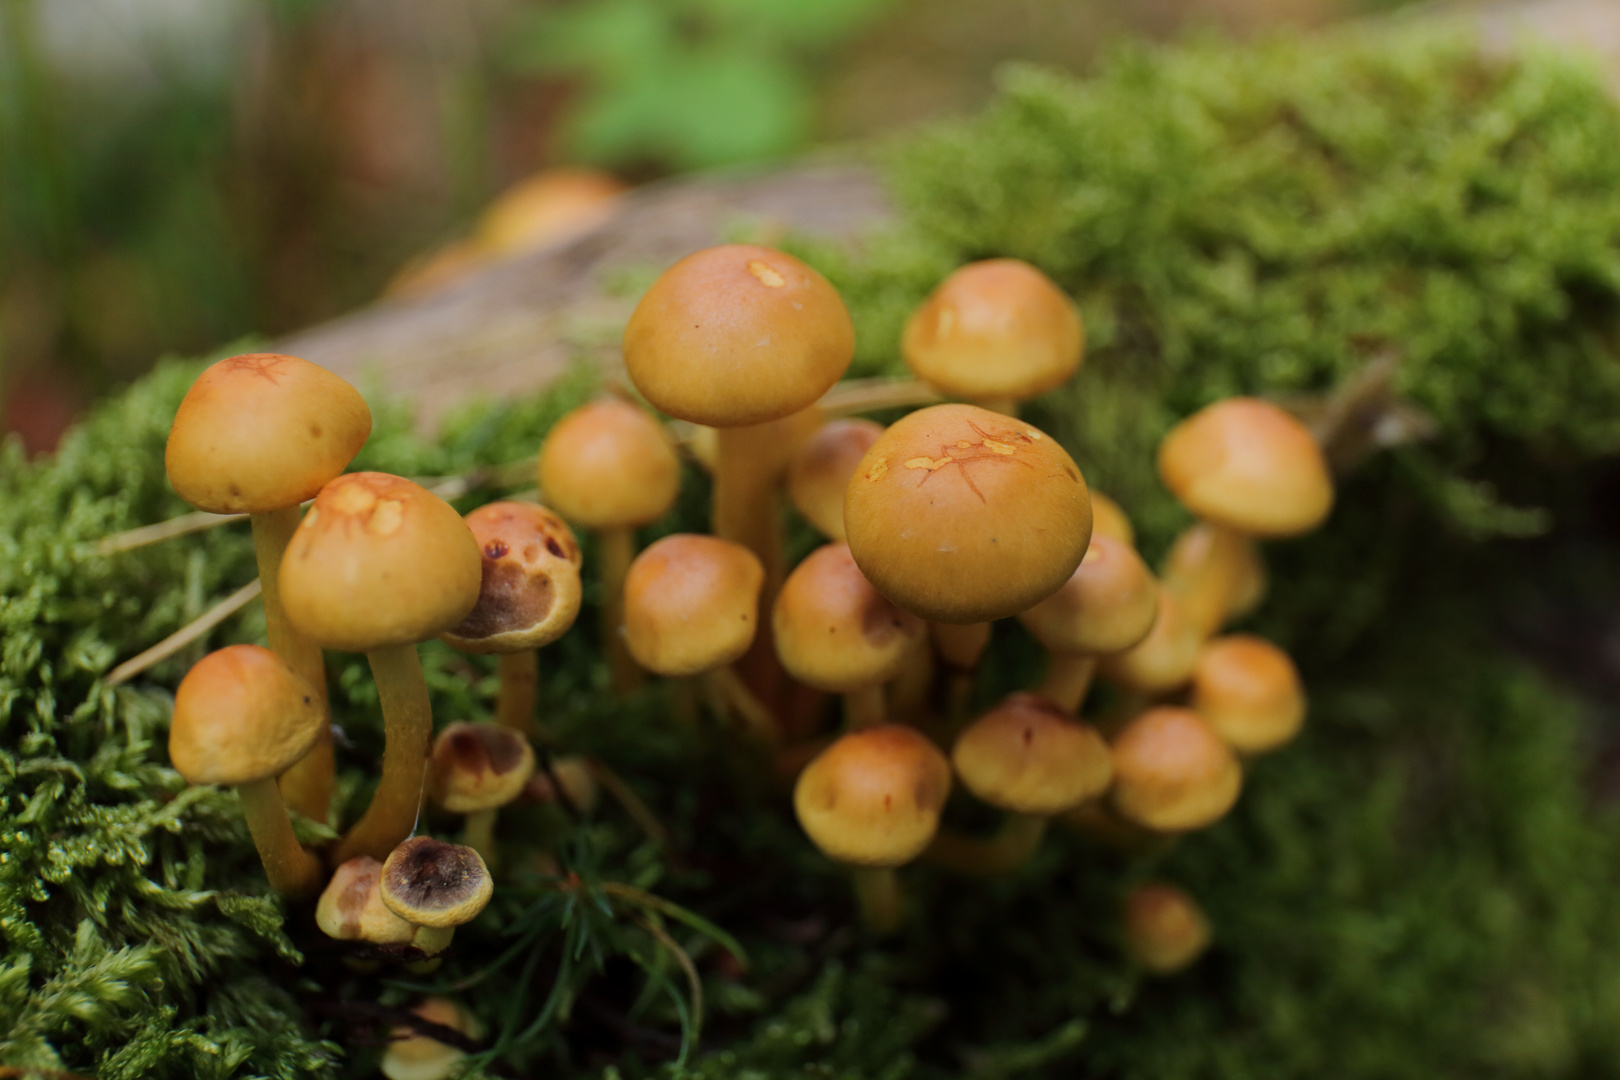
top-left (441, 501), bottom-right (583, 653)
top-left (622, 534), bottom-right (764, 676)
top-left (280, 472), bottom-right (482, 652)
top-left (169, 645), bottom-right (322, 786)
top-left (1109, 706), bottom-right (1242, 833)
top-left (793, 724), bottom-right (952, 867)
top-left (902, 259), bottom-right (1083, 402)
top-left (538, 398), bottom-right (681, 529)
top-left (1158, 398), bottom-right (1334, 538)
top-left (165, 352), bottom-right (372, 514)
top-left (1122, 882), bottom-right (1212, 974)
top-left (427, 722), bottom-right (537, 813)
top-left (622, 244), bottom-right (855, 427)
top-left (1018, 535), bottom-right (1159, 656)
top-left (843, 404), bottom-right (1092, 624)
top-left (380, 837), bottom-right (494, 929)
top-left (951, 693), bottom-right (1112, 815)
top-left (787, 418), bottom-right (884, 541)
top-left (772, 543), bottom-right (925, 693)
top-left (1191, 635), bottom-right (1305, 754)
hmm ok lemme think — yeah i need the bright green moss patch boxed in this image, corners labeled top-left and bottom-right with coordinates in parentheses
top-left (6, 27), bottom-right (1620, 1079)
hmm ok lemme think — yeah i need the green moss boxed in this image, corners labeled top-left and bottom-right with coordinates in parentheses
top-left (7, 27), bottom-right (1620, 1080)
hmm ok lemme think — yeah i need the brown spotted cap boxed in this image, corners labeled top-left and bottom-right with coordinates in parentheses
top-left (441, 501), bottom-right (582, 654)
top-left (951, 693), bottom-right (1112, 816)
top-left (317, 857), bottom-right (418, 947)
top-left (380, 837), bottom-right (494, 929)
top-left (538, 398), bottom-right (681, 529)
top-left (427, 722), bottom-right (537, 814)
top-left (793, 725), bottom-right (951, 867)
top-left (169, 645), bottom-right (322, 787)
top-left (772, 543), bottom-right (925, 693)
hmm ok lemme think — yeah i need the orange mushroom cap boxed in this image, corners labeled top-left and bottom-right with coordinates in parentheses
top-left (951, 693), bottom-right (1112, 815)
top-left (787, 418), bottom-right (884, 541)
top-left (1123, 882), bottom-right (1212, 974)
top-left (537, 399), bottom-right (681, 529)
top-left (169, 644), bottom-right (322, 787)
top-left (1019, 534), bottom-right (1159, 657)
top-left (772, 543), bottom-right (925, 693)
top-left (622, 534), bottom-right (764, 676)
top-left (1109, 706), bottom-right (1242, 833)
top-left (793, 725), bottom-right (952, 867)
top-left (1191, 634), bottom-right (1306, 754)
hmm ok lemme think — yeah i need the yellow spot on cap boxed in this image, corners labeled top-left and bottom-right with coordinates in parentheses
top-left (747, 260), bottom-right (786, 288)
top-left (867, 456), bottom-right (889, 481)
top-left (955, 440), bottom-right (973, 449)
top-left (982, 439), bottom-right (1015, 456)
top-left (1025, 429), bottom-right (1043, 441)
top-left (905, 455), bottom-right (954, 471)
top-left (367, 499), bottom-right (405, 537)
top-left (332, 483), bottom-right (378, 515)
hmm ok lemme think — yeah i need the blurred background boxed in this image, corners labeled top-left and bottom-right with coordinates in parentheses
top-left (0, 0), bottom-right (1437, 454)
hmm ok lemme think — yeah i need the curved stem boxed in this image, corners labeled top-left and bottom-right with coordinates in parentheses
top-left (333, 644), bottom-right (434, 864)
top-left (923, 815), bottom-right (1047, 876)
top-left (254, 506), bottom-right (333, 824)
top-left (851, 867), bottom-right (904, 935)
top-left (599, 526), bottom-right (642, 695)
top-left (462, 808), bottom-right (498, 866)
top-left (495, 650), bottom-right (541, 738)
top-left (236, 776), bottom-right (323, 899)
top-left (843, 684), bottom-right (886, 731)
top-left (1038, 654), bottom-right (1098, 714)
top-left (703, 666), bottom-right (782, 745)
top-left (1164, 523), bottom-right (1251, 639)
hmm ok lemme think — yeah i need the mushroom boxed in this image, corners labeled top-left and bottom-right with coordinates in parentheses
top-left (1190, 634), bottom-right (1306, 755)
top-left (772, 543), bottom-right (925, 730)
top-left (844, 402), bottom-right (1092, 626)
top-left (440, 501), bottom-right (582, 736)
top-left (621, 533), bottom-right (776, 741)
top-left (1157, 398), bottom-right (1332, 637)
top-left (168, 644), bottom-right (324, 898)
top-left (380, 836), bottom-right (495, 929)
top-left (380, 997), bottom-right (483, 1080)
top-left (166, 352), bottom-right (373, 823)
top-left (537, 398), bottom-right (680, 691)
top-left (1108, 706), bottom-right (1242, 833)
top-left (902, 259), bottom-right (1083, 416)
top-left (1019, 534), bottom-right (1159, 713)
top-left (623, 244), bottom-right (854, 589)
top-left (1122, 882), bottom-right (1212, 975)
top-left (1096, 588), bottom-right (1204, 698)
top-left (786, 418), bottom-right (883, 541)
top-left (1162, 521), bottom-right (1268, 626)
top-left (426, 721), bottom-right (537, 863)
top-left (279, 472), bottom-right (482, 864)
top-left (1089, 491), bottom-right (1135, 548)
top-left (793, 724), bottom-right (952, 933)
top-left (316, 856), bottom-right (453, 966)
top-left (930, 693), bottom-right (1112, 874)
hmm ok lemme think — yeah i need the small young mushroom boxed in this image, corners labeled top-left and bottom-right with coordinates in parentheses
top-left (1019, 534), bottom-right (1159, 713)
top-left (1190, 634), bottom-right (1306, 755)
top-left (168, 645), bottom-right (324, 898)
top-left (440, 501), bottom-right (582, 736)
top-left (1162, 521), bottom-right (1268, 628)
top-left (427, 721), bottom-right (537, 862)
top-left (380, 837), bottom-right (495, 929)
top-left (930, 693), bottom-right (1112, 874)
top-left (622, 533), bottom-right (775, 741)
top-left (538, 398), bottom-right (679, 691)
top-left (772, 543), bottom-right (925, 730)
top-left (844, 403), bottom-right (1092, 625)
top-left (380, 997), bottom-right (484, 1080)
top-left (1097, 588), bottom-right (1204, 697)
top-left (279, 472), bottom-right (482, 864)
top-left (1122, 882), bottom-right (1212, 975)
top-left (793, 724), bottom-right (952, 933)
top-left (902, 259), bottom-right (1083, 416)
top-left (1109, 706), bottom-right (1242, 833)
top-left (316, 856), bottom-right (453, 965)
top-left (165, 352), bottom-right (373, 823)
top-left (787, 418), bottom-right (883, 541)
top-left (1089, 491), bottom-right (1135, 548)
top-left (1158, 398), bottom-right (1332, 637)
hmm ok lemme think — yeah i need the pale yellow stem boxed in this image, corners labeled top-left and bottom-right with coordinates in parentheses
top-left (332, 644), bottom-right (434, 864)
top-left (930, 621), bottom-right (990, 671)
top-left (237, 776), bottom-right (323, 899)
top-left (599, 525), bottom-right (642, 695)
top-left (851, 866), bottom-right (904, 935)
top-left (496, 650), bottom-right (540, 738)
top-left (463, 808), bottom-right (497, 865)
top-left (1038, 655), bottom-right (1098, 714)
top-left (1164, 523), bottom-right (1251, 639)
top-left (703, 666), bottom-right (782, 745)
top-left (714, 422), bottom-right (788, 599)
top-left (923, 815), bottom-right (1048, 877)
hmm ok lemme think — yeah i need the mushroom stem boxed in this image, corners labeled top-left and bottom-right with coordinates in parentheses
top-left (495, 651), bottom-right (541, 738)
top-left (714, 422), bottom-right (787, 597)
top-left (703, 666), bottom-right (782, 744)
top-left (333, 644), bottom-right (435, 864)
top-left (850, 867), bottom-right (904, 935)
top-left (463, 808), bottom-right (498, 865)
top-left (922, 814), bottom-right (1047, 877)
top-left (931, 621), bottom-right (990, 670)
top-left (1164, 523), bottom-right (1251, 639)
top-left (236, 776), bottom-right (324, 899)
top-left (1038, 655), bottom-right (1098, 714)
top-left (599, 525), bottom-right (642, 694)
top-left (843, 685), bottom-right (886, 731)
top-left (253, 506), bottom-right (333, 824)
top-left (977, 396), bottom-right (1019, 418)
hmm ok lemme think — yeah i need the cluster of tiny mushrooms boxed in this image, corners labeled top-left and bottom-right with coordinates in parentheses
top-left (155, 243), bottom-right (1332, 1068)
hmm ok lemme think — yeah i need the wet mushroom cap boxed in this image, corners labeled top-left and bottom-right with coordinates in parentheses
top-left (441, 501), bottom-right (582, 653)
top-left (902, 259), bottom-right (1083, 402)
top-left (427, 722), bottom-right (537, 813)
top-left (1158, 398), bottom-right (1333, 538)
top-left (1123, 882), bottom-right (1212, 974)
top-left (380, 837), bottom-right (494, 929)
top-left (1019, 534), bottom-right (1159, 656)
top-left (793, 724), bottom-right (952, 867)
top-left (772, 543), bottom-right (925, 693)
top-left (1191, 635), bottom-right (1306, 754)
top-left (622, 244), bottom-right (855, 426)
top-left (280, 472), bottom-right (482, 652)
top-left (316, 856), bottom-right (417, 946)
top-left (538, 399), bottom-right (681, 529)
top-left (169, 644), bottom-right (322, 786)
top-left (622, 534), bottom-right (764, 676)
top-left (952, 693), bottom-right (1112, 815)
top-left (843, 404), bottom-right (1092, 624)
top-left (165, 352), bottom-right (372, 514)
top-left (1109, 706), bottom-right (1242, 832)
top-left (788, 418), bottom-right (884, 541)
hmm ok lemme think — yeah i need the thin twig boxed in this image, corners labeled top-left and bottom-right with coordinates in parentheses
top-left (584, 758), bottom-right (673, 850)
top-left (630, 910), bottom-right (704, 1043)
top-left (105, 579), bottom-right (261, 686)
top-left (818, 376), bottom-right (942, 417)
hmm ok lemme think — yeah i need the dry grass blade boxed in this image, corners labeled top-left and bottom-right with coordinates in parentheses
top-left (819, 376), bottom-right (941, 417)
top-left (105, 579), bottom-right (262, 686)
top-left (95, 509), bottom-right (246, 554)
